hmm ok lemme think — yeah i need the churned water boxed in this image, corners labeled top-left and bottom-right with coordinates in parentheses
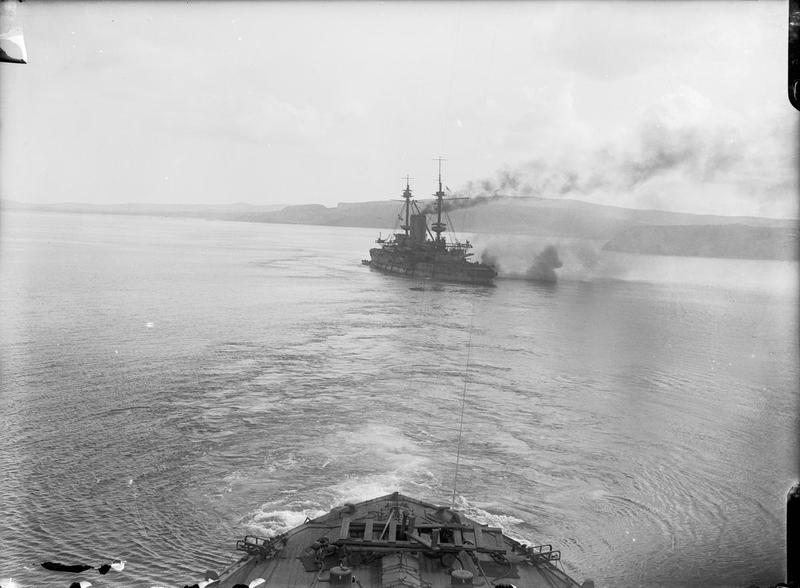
top-left (0, 211), bottom-right (797, 587)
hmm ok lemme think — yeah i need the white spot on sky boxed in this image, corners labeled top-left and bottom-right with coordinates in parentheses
top-left (145, 321), bottom-right (154, 328)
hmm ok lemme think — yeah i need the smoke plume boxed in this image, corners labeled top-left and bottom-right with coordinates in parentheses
top-left (524, 245), bottom-right (563, 282)
top-left (452, 88), bottom-right (795, 217)
top-left (481, 241), bottom-right (563, 283)
top-left (419, 192), bottom-right (506, 216)
top-left (478, 237), bottom-right (634, 283)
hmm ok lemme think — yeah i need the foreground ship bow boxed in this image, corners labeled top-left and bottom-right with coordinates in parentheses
top-left (216, 492), bottom-right (588, 587)
top-left (366, 166), bottom-right (497, 286)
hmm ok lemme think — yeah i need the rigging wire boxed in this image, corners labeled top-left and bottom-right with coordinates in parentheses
top-left (399, 182), bottom-right (440, 472)
top-left (451, 295), bottom-right (477, 508)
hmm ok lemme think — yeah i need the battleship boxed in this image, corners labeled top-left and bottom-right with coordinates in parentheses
top-left (206, 491), bottom-right (592, 588)
top-left (364, 160), bottom-right (497, 286)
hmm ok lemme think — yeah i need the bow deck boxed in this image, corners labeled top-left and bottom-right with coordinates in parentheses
top-left (215, 492), bottom-right (583, 588)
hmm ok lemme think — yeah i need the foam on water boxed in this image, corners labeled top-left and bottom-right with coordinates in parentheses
top-left (248, 506), bottom-right (328, 538)
top-left (450, 495), bottom-right (531, 544)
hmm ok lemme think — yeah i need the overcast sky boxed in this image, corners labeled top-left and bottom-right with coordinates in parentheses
top-left (0, 1), bottom-right (797, 218)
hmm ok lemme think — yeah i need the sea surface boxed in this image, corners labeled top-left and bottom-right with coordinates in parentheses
top-left (0, 211), bottom-right (797, 588)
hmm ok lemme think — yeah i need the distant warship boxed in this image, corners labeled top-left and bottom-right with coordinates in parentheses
top-left (364, 160), bottom-right (497, 286)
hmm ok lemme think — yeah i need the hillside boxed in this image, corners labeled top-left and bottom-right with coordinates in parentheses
top-left (4, 197), bottom-right (796, 261)
top-left (603, 224), bottom-right (798, 260)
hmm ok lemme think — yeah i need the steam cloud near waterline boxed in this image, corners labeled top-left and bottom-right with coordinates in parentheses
top-left (482, 243), bottom-right (564, 282)
top-left (477, 237), bottom-right (633, 283)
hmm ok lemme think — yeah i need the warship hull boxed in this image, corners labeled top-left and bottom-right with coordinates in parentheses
top-left (212, 492), bottom-right (586, 588)
top-left (365, 165), bottom-right (497, 287)
top-left (367, 251), bottom-right (496, 286)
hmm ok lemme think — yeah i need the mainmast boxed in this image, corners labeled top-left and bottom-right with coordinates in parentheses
top-left (400, 175), bottom-right (413, 236)
top-left (432, 157), bottom-right (447, 244)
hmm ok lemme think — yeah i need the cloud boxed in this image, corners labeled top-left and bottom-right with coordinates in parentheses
top-left (547, 2), bottom-right (776, 82)
top-left (151, 90), bottom-right (323, 148)
top-left (0, 0), bottom-right (16, 25)
top-left (550, 5), bottom-right (675, 80)
top-left (226, 95), bottom-right (323, 146)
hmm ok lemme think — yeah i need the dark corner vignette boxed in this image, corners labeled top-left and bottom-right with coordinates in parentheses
top-left (789, 483), bottom-right (800, 588)
top-left (791, 0), bottom-right (800, 110)
top-left (0, 0), bottom-right (27, 65)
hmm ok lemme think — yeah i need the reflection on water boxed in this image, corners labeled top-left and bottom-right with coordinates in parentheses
top-left (0, 212), bottom-right (796, 587)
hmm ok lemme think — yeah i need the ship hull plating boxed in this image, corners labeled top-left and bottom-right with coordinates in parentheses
top-left (368, 249), bottom-right (496, 286)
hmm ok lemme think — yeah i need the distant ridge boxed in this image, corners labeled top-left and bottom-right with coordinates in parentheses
top-left (0, 200), bottom-right (288, 220)
top-left (3, 197), bottom-right (796, 261)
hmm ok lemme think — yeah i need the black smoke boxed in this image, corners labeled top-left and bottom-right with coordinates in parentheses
top-left (416, 93), bottom-right (756, 219)
top-left (446, 90), bottom-right (767, 209)
top-left (419, 192), bottom-right (506, 216)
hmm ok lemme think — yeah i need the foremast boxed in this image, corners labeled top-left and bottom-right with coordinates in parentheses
top-left (432, 157), bottom-right (447, 247)
top-left (431, 157), bottom-right (474, 258)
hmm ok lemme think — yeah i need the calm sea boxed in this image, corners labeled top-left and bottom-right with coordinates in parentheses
top-left (0, 211), bottom-right (797, 588)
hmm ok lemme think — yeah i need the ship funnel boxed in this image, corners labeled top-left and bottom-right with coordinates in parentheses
top-left (410, 214), bottom-right (427, 244)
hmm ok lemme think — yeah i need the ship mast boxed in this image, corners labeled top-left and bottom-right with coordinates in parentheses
top-left (432, 157), bottom-right (447, 245)
top-left (400, 175), bottom-right (413, 237)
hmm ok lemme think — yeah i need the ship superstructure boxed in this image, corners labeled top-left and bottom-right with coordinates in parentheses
top-left (366, 160), bottom-right (496, 286)
top-left (213, 492), bottom-right (587, 588)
